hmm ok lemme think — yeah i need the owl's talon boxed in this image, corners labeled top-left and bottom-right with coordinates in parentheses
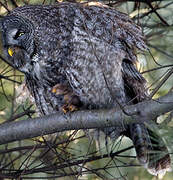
top-left (69, 105), bottom-right (78, 112)
top-left (62, 104), bottom-right (78, 113)
top-left (62, 107), bottom-right (68, 114)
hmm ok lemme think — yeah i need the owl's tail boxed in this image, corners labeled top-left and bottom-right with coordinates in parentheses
top-left (129, 123), bottom-right (171, 178)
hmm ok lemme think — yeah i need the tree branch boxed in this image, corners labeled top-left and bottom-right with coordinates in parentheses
top-left (0, 91), bottom-right (172, 145)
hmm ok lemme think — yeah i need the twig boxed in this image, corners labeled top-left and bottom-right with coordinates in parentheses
top-left (149, 68), bottom-right (173, 98)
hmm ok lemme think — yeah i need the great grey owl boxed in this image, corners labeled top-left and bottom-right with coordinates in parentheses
top-left (0, 2), bottom-right (171, 177)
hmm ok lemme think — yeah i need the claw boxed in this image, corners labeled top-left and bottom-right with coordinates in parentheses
top-left (62, 106), bottom-right (68, 114)
top-left (69, 104), bottom-right (78, 112)
top-left (62, 104), bottom-right (78, 113)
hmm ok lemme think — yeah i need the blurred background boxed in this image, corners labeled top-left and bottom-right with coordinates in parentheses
top-left (0, 0), bottom-right (173, 179)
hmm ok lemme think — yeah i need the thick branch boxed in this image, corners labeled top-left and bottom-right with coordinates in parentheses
top-left (0, 91), bottom-right (172, 145)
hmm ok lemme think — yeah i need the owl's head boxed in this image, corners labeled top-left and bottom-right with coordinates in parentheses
top-left (0, 15), bottom-right (35, 73)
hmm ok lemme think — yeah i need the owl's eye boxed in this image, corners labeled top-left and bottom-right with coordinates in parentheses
top-left (14, 31), bottom-right (25, 39)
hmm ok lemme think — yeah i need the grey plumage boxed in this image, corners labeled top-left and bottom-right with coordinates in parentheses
top-left (0, 2), bottom-right (170, 177)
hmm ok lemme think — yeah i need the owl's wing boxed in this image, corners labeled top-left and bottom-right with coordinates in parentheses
top-left (122, 58), bottom-right (147, 103)
top-left (77, 2), bottom-right (147, 62)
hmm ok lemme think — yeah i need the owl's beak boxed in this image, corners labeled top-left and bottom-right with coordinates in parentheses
top-left (8, 47), bottom-right (14, 56)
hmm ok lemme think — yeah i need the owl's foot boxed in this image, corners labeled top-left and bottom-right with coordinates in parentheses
top-left (52, 84), bottom-right (81, 113)
top-left (62, 104), bottom-right (78, 113)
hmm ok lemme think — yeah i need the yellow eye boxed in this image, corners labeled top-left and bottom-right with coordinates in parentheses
top-left (14, 31), bottom-right (25, 39)
top-left (18, 32), bottom-right (24, 37)
top-left (8, 47), bottom-right (14, 57)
